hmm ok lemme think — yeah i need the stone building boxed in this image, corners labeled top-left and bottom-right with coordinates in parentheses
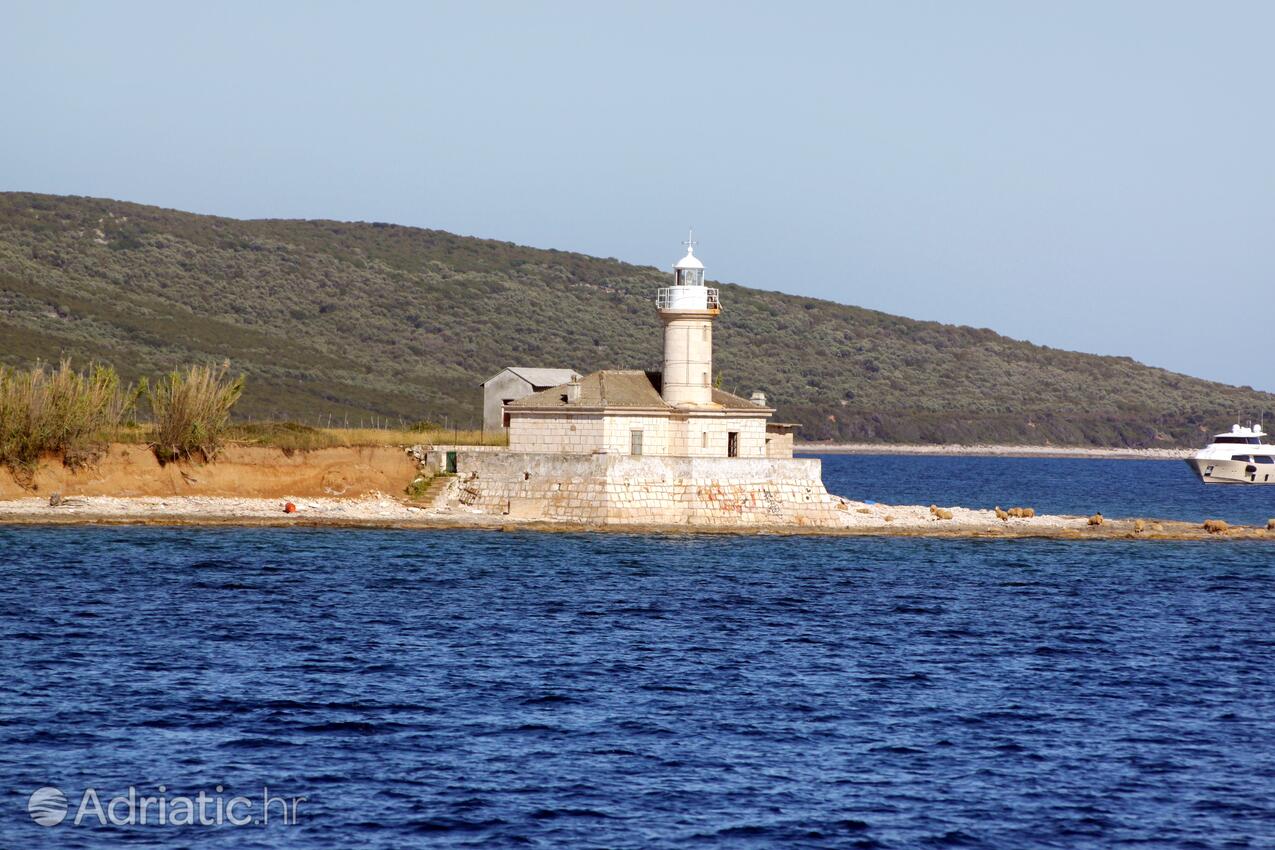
top-left (505, 237), bottom-right (796, 458)
top-left (480, 367), bottom-right (581, 433)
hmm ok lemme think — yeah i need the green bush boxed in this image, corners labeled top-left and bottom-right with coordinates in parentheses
top-left (147, 364), bottom-right (245, 462)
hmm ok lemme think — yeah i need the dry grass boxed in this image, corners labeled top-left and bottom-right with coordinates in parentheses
top-left (148, 364), bottom-right (245, 462)
top-left (220, 424), bottom-right (507, 451)
top-left (318, 427), bottom-right (506, 448)
top-left (0, 360), bottom-right (136, 469)
top-left (2, 357), bottom-right (506, 466)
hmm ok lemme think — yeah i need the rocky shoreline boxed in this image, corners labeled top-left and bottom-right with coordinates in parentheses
top-left (1, 494), bottom-right (1269, 541)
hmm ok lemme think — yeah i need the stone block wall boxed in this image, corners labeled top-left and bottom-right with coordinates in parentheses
top-left (509, 411), bottom-right (769, 459)
top-left (672, 414), bottom-right (766, 458)
top-left (600, 413), bottom-right (672, 455)
top-left (508, 412), bottom-right (607, 454)
top-left (766, 430), bottom-right (795, 458)
top-left (452, 451), bottom-right (849, 528)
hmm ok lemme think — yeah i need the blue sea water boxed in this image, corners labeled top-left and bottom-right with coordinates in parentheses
top-left (3, 525), bottom-right (1275, 848)
top-left (815, 454), bottom-right (1275, 526)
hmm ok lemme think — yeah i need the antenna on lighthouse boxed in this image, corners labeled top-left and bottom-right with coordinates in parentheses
top-left (683, 228), bottom-right (696, 254)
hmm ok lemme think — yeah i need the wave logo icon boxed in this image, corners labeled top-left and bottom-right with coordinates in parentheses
top-left (28, 786), bottom-right (68, 827)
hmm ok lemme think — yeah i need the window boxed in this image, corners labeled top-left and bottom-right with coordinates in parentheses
top-left (630, 429), bottom-right (643, 456)
top-left (727, 431), bottom-right (739, 458)
top-left (1232, 455), bottom-right (1253, 462)
top-left (701, 431), bottom-right (708, 449)
top-left (702, 371), bottom-right (709, 387)
top-left (1256, 456), bottom-right (1275, 464)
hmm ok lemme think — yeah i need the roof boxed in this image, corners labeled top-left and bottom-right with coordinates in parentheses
top-left (506, 370), bottom-right (770, 413)
top-left (482, 367), bottom-right (581, 389)
top-left (674, 248), bottom-right (704, 270)
top-left (507, 370), bottom-right (666, 410)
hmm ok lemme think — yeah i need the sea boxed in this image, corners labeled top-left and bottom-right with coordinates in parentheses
top-left (3, 455), bottom-right (1275, 849)
top-left (816, 453), bottom-right (1275, 526)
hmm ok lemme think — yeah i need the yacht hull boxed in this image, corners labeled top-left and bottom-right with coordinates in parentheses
top-left (1185, 458), bottom-right (1275, 484)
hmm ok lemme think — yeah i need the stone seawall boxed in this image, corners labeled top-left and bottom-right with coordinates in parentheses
top-left (449, 451), bottom-right (849, 527)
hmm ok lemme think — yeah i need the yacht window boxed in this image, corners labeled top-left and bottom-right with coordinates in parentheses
top-left (1216, 436), bottom-right (1247, 444)
top-left (1251, 438), bottom-right (1264, 445)
top-left (1256, 456), bottom-right (1275, 464)
top-left (1231, 455), bottom-right (1252, 462)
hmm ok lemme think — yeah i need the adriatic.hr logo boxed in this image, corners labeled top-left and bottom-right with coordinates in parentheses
top-left (26, 784), bottom-right (306, 827)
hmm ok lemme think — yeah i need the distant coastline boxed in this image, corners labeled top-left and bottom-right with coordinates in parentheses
top-left (797, 443), bottom-right (1191, 461)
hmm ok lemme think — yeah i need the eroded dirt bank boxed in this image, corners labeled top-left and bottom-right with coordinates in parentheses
top-left (0, 444), bottom-right (419, 500)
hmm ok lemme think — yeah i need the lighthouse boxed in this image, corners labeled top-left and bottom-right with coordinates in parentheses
top-left (657, 231), bottom-right (721, 407)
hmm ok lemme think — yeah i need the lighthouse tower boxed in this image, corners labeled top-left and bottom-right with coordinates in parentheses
top-left (657, 232), bottom-right (721, 407)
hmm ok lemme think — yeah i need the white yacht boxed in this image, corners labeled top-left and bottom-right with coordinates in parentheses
top-left (1186, 424), bottom-right (1275, 484)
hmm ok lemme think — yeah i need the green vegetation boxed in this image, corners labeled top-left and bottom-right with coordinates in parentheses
top-left (404, 472), bottom-right (438, 501)
top-left (0, 360), bottom-right (135, 469)
top-left (147, 364), bottom-right (245, 462)
top-left (1, 192), bottom-right (1272, 447)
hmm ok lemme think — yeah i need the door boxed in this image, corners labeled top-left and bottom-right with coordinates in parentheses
top-left (445, 451), bottom-right (457, 473)
top-left (727, 431), bottom-right (739, 458)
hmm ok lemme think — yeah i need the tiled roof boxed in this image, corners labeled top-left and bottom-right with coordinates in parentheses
top-left (507, 370), bottom-right (769, 412)
top-left (507, 370), bottom-right (668, 409)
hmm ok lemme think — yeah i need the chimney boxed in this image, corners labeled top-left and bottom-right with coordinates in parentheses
top-left (750, 391), bottom-right (767, 407)
top-left (566, 379), bottom-right (581, 403)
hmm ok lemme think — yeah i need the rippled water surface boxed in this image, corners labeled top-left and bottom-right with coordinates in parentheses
top-left (816, 454), bottom-right (1275, 525)
top-left (4, 526), bottom-right (1275, 848)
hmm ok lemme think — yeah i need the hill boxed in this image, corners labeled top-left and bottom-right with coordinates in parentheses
top-left (0, 192), bottom-right (1270, 447)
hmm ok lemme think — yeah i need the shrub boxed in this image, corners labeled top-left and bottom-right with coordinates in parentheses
top-left (0, 360), bottom-right (135, 469)
top-left (148, 364), bottom-right (245, 462)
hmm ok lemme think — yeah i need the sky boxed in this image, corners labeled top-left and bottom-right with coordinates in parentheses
top-left (3, 1), bottom-right (1273, 390)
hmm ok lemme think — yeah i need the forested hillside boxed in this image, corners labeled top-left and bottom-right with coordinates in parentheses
top-left (1, 193), bottom-right (1269, 446)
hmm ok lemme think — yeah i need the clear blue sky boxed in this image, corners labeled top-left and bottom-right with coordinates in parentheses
top-left (3, 1), bottom-right (1272, 390)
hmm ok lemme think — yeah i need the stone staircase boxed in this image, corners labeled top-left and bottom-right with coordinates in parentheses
top-left (414, 474), bottom-right (455, 510)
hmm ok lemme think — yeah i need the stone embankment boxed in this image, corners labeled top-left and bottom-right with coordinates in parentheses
top-left (445, 451), bottom-right (847, 527)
